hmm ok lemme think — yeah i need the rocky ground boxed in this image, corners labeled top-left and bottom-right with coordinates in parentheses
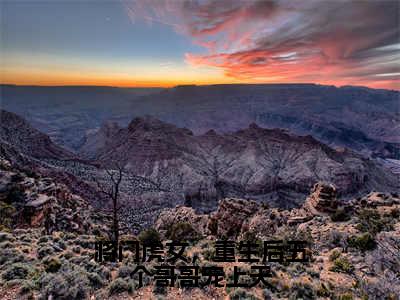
top-left (1, 158), bottom-right (399, 300)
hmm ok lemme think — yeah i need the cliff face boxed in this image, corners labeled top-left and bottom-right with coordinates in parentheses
top-left (0, 110), bottom-right (106, 210)
top-left (84, 116), bottom-right (398, 211)
top-left (78, 121), bottom-right (122, 160)
top-left (0, 157), bottom-right (110, 235)
top-left (0, 110), bottom-right (74, 160)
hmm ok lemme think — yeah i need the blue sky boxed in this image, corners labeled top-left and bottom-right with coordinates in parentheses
top-left (2, 1), bottom-right (201, 61)
top-left (1, 1), bottom-right (226, 86)
top-left (1, 0), bottom-right (399, 89)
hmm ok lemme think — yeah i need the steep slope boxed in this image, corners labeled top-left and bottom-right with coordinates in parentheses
top-left (79, 121), bottom-right (122, 160)
top-left (0, 157), bottom-right (111, 234)
top-left (0, 110), bottom-right (180, 217)
top-left (0, 110), bottom-right (108, 209)
top-left (0, 110), bottom-right (74, 160)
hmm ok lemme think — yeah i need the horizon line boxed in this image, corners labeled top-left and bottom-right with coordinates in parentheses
top-left (1, 82), bottom-right (398, 92)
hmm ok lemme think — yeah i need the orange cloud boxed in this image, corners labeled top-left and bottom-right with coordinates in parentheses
top-left (126, 0), bottom-right (400, 90)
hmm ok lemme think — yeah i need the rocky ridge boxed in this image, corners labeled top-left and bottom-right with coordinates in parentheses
top-left (86, 116), bottom-right (398, 212)
top-left (0, 157), bottom-right (111, 236)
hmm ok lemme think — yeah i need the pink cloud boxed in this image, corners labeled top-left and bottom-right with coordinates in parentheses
top-left (124, 0), bottom-right (400, 89)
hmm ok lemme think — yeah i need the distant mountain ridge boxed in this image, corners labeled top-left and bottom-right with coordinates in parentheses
top-left (1, 83), bottom-right (399, 158)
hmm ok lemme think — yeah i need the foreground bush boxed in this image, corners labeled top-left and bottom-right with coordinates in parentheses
top-left (138, 228), bottom-right (161, 245)
top-left (108, 278), bottom-right (131, 295)
top-left (0, 202), bottom-right (16, 229)
top-left (331, 208), bottom-right (351, 222)
top-left (330, 257), bottom-right (354, 274)
top-left (356, 209), bottom-right (393, 235)
top-left (87, 272), bottom-right (105, 289)
top-left (2, 262), bottom-right (32, 281)
top-left (348, 233), bottom-right (376, 252)
top-left (229, 288), bottom-right (259, 300)
top-left (39, 264), bottom-right (89, 300)
top-left (0, 247), bottom-right (25, 266)
top-left (329, 250), bottom-right (341, 261)
top-left (44, 257), bottom-right (62, 273)
top-left (166, 222), bottom-right (201, 243)
top-left (289, 281), bottom-right (316, 300)
top-left (37, 245), bottom-right (54, 259)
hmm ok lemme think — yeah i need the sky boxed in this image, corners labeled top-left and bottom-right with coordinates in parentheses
top-left (1, 0), bottom-right (399, 89)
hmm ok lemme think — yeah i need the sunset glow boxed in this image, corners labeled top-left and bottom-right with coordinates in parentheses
top-left (1, 1), bottom-right (399, 89)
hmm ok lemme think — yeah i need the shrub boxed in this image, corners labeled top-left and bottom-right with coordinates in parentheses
top-left (347, 233), bottom-right (376, 252)
top-left (44, 257), bottom-right (62, 273)
top-left (60, 251), bottom-right (73, 260)
top-left (108, 278), bottom-right (130, 295)
top-left (56, 240), bottom-right (67, 250)
top-left (166, 222), bottom-right (200, 243)
top-left (70, 256), bottom-right (85, 265)
top-left (329, 250), bottom-right (341, 261)
top-left (229, 288), bottom-right (259, 300)
top-left (138, 228), bottom-right (161, 246)
top-left (81, 260), bottom-right (110, 281)
top-left (328, 230), bottom-right (347, 248)
top-left (277, 226), bottom-right (314, 249)
top-left (97, 266), bottom-right (111, 282)
top-left (208, 218), bottom-right (218, 235)
top-left (330, 257), bottom-right (354, 274)
top-left (0, 232), bottom-right (14, 243)
top-left (2, 263), bottom-right (31, 281)
top-left (72, 246), bottom-right (81, 254)
top-left (0, 201), bottom-right (16, 229)
top-left (64, 232), bottom-right (77, 240)
top-left (39, 264), bottom-right (90, 300)
top-left (38, 236), bottom-right (50, 244)
top-left (307, 268), bottom-right (320, 278)
top-left (19, 279), bottom-right (36, 295)
top-left (153, 284), bottom-right (167, 295)
top-left (331, 208), bottom-right (351, 222)
top-left (117, 265), bottom-right (135, 279)
top-left (356, 209), bottom-right (393, 235)
top-left (316, 283), bottom-right (330, 297)
top-left (37, 245), bottom-right (54, 259)
top-left (76, 236), bottom-right (94, 249)
top-left (20, 235), bottom-right (32, 243)
top-left (263, 289), bottom-right (272, 300)
top-left (202, 247), bottom-right (215, 261)
top-left (0, 224), bottom-right (11, 232)
top-left (289, 281), bottom-right (316, 300)
top-left (389, 208), bottom-right (400, 219)
top-left (87, 272), bottom-right (104, 288)
top-left (339, 293), bottom-right (354, 300)
top-left (0, 248), bottom-right (25, 266)
top-left (0, 241), bottom-right (13, 249)
top-left (91, 226), bottom-right (103, 236)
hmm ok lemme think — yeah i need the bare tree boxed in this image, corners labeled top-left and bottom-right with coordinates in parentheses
top-left (93, 162), bottom-right (124, 242)
top-left (91, 159), bottom-right (187, 239)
